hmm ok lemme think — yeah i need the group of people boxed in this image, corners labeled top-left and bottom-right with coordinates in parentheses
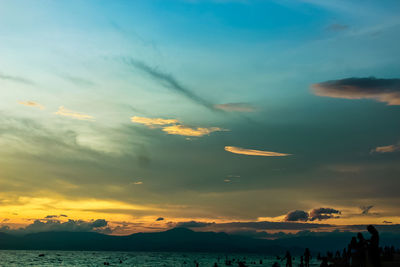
top-left (279, 248), bottom-right (311, 267)
top-left (280, 225), bottom-right (395, 267)
top-left (346, 225), bottom-right (380, 267)
top-left (319, 225), bottom-right (389, 267)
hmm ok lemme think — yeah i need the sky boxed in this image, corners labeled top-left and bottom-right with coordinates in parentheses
top-left (1, 0), bottom-right (400, 236)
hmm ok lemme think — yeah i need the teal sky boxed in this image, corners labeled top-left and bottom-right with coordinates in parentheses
top-left (1, 0), bottom-right (400, 234)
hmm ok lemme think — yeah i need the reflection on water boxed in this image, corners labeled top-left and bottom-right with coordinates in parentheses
top-left (0, 250), bottom-right (321, 266)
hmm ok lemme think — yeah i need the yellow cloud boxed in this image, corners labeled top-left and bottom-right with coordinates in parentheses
top-left (224, 146), bottom-right (291, 157)
top-left (371, 144), bottom-right (400, 153)
top-left (162, 125), bottom-right (224, 137)
top-left (18, 101), bottom-right (45, 110)
top-left (55, 106), bottom-right (94, 121)
top-left (131, 116), bottom-right (179, 127)
top-left (131, 116), bottom-right (225, 137)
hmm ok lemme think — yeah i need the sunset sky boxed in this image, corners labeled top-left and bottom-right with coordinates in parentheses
top-left (1, 0), bottom-right (400, 236)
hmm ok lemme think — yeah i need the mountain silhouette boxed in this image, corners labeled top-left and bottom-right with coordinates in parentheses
top-left (0, 228), bottom-right (398, 253)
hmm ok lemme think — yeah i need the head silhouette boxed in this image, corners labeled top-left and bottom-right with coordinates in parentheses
top-left (357, 232), bottom-right (364, 240)
top-left (367, 225), bottom-right (378, 235)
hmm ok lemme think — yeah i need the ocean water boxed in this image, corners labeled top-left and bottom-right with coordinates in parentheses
top-left (0, 250), bottom-right (321, 266)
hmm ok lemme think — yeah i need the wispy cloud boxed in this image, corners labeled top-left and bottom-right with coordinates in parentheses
top-left (18, 101), bottom-right (45, 110)
top-left (371, 143), bottom-right (400, 153)
top-left (0, 72), bottom-right (34, 85)
top-left (214, 102), bottom-right (256, 112)
top-left (360, 205), bottom-right (374, 215)
top-left (131, 116), bottom-right (225, 137)
top-left (224, 146), bottom-right (291, 157)
top-left (55, 106), bottom-right (94, 121)
top-left (124, 58), bottom-right (218, 111)
top-left (312, 77), bottom-right (400, 105)
top-left (131, 116), bottom-right (179, 127)
top-left (162, 125), bottom-right (224, 137)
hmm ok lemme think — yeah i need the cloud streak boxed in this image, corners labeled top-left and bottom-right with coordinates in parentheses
top-left (131, 116), bottom-right (179, 127)
top-left (55, 106), bottom-right (94, 121)
top-left (18, 101), bottom-right (45, 110)
top-left (312, 77), bottom-right (400, 105)
top-left (214, 103), bottom-right (256, 112)
top-left (371, 143), bottom-right (400, 153)
top-left (124, 58), bottom-right (218, 111)
top-left (0, 72), bottom-right (34, 85)
top-left (224, 146), bottom-right (291, 157)
top-left (132, 116), bottom-right (225, 137)
top-left (162, 125), bottom-right (224, 137)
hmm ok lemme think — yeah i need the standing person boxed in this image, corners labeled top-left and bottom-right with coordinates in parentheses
top-left (356, 232), bottom-right (367, 267)
top-left (300, 256), bottom-right (304, 267)
top-left (283, 251), bottom-right (292, 267)
top-left (304, 248), bottom-right (311, 267)
top-left (349, 236), bottom-right (359, 267)
top-left (367, 225), bottom-right (381, 267)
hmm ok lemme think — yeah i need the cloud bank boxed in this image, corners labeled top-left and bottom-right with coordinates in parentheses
top-left (312, 77), bottom-right (400, 105)
top-left (224, 146), bottom-right (291, 157)
top-left (0, 219), bottom-right (110, 235)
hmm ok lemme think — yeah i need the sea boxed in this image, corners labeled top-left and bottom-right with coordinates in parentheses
top-left (0, 250), bottom-right (321, 266)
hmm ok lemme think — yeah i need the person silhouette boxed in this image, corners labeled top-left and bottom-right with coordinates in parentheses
top-left (304, 248), bottom-right (311, 267)
top-left (356, 232), bottom-right (367, 267)
top-left (349, 236), bottom-right (358, 266)
top-left (284, 251), bottom-right (292, 267)
top-left (367, 225), bottom-right (381, 267)
top-left (299, 256), bottom-right (304, 267)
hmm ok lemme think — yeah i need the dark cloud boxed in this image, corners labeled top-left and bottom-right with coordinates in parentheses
top-left (360, 205), bottom-right (374, 215)
top-left (312, 77), bottom-right (400, 105)
top-left (0, 219), bottom-right (110, 235)
top-left (176, 221), bottom-right (215, 228)
top-left (285, 210), bottom-right (309, 222)
top-left (0, 72), bottom-right (35, 85)
top-left (156, 217), bottom-right (164, 221)
top-left (284, 208), bottom-right (341, 222)
top-left (344, 224), bottom-right (400, 233)
top-left (45, 215), bottom-right (59, 219)
top-left (123, 58), bottom-right (218, 111)
top-left (172, 220), bottom-right (332, 232)
top-left (309, 208), bottom-right (341, 221)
